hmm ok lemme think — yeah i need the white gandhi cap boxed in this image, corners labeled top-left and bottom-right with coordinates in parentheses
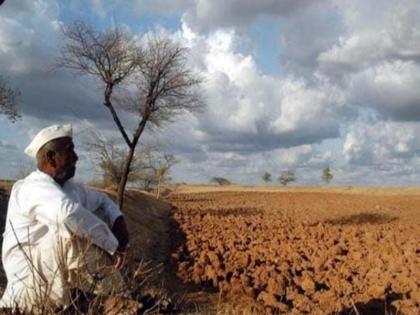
top-left (24, 124), bottom-right (73, 158)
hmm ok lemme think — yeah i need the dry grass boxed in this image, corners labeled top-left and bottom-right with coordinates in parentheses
top-left (0, 256), bottom-right (177, 315)
top-left (0, 181), bottom-right (178, 315)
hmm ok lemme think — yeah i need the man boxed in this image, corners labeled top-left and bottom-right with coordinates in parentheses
top-left (0, 124), bottom-right (129, 312)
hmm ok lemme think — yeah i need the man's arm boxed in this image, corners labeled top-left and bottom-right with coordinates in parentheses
top-left (30, 184), bottom-right (120, 255)
top-left (63, 204), bottom-right (120, 254)
top-left (78, 184), bottom-right (130, 251)
top-left (78, 186), bottom-right (123, 227)
top-left (112, 216), bottom-right (129, 252)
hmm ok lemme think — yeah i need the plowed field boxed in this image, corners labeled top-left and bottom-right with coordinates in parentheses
top-left (169, 189), bottom-right (420, 314)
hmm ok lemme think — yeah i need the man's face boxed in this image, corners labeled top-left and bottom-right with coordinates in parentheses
top-left (53, 137), bottom-right (78, 183)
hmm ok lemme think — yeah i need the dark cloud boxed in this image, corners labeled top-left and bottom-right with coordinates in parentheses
top-left (201, 124), bottom-right (339, 154)
top-left (183, 0), bottom-right (322, 32)
top-left (132, 0), bottom-right (193, 16)
top-left (279, 1), bottom-right (341, 76)
top-left (346, 61), bottom-right (420, 121)
top-left (0, 0), bottom-right (109, 124)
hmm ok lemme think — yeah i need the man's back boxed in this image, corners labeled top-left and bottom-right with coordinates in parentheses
top-left (1, 169), bottom-right (122, 308)
top-left (1, 170), bottom-right (78, 305)
top-left (0, 125), bottom-right (128, 311)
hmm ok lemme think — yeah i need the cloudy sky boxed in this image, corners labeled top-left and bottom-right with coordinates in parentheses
top-left (1, 0), bottom-right (420, 186)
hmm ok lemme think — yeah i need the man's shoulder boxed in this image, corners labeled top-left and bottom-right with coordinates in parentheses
top-left (63, 179), bottom-right (95, 198)
top-left (12, 170), bottom-right (60, 195)
top-left (64, 178), bottom-right (87, 191)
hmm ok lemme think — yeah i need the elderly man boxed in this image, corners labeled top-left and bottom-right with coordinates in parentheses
top-left (0, 124), bottom-right (129, 312)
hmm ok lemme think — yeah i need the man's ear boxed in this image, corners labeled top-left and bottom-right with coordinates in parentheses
top-left (46, 150), bottom-right (56, 167)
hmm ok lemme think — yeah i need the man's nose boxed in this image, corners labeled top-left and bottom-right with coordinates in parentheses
top-left (73, 151), bottom-right (78, 162)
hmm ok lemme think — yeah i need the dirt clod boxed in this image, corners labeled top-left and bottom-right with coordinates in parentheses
top-left (170, 190), bottom-right (420, 314)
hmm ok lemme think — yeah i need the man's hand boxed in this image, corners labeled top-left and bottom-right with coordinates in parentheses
top-left (112, 216), bottom-right (129, 252)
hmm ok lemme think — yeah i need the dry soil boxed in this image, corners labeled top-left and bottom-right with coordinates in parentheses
top-left (169, 187), bottom-right (420, 314)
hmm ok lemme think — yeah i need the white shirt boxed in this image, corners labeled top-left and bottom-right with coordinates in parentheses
top-left (0, 170), bottom-right (122, 306)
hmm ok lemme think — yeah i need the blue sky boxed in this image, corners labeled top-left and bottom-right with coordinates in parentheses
top-left (1, 0), bottom-right (420, 186)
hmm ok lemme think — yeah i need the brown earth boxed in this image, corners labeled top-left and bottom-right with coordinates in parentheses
top-left (169, 188), bottom-right (420, 314)
top-left (1, 181), bottom-right (420, 314)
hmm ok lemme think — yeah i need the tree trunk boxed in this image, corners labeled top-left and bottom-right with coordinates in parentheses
top-left (156, 174), bottom-right (162, 199)
top-left (117, 115), bottom-right (149, 210)
top-left (117, 145), bottom-right (135, 209)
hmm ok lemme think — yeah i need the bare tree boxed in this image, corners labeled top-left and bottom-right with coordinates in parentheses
top-left (151, 154), bottom-right (177, 198)
top-left (58, 22), bottom-right (204, 208)
top-left (86, 138), bottom-right (148, 189)
top-left (262, 171), bottom-right (272, 183)
top-left (321, 167), bottom-right (333, 184)
top-left (87, 138), bottom-right (178, 197)
top-left (0, 76), bottom-right (20, 122)
top-left (211, 177), bottom-right (231, 186)
top-left (130, 148), bottom-right (177, 193)
top-left (278, 170), bottom-right (296, 186)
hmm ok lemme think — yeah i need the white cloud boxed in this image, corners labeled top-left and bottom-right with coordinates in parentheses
top-left (176, 24), bottom-right (342, 153)
top-left (317, 0), bottom-right (420, 120)
top-left (171, 143), bottom-right (326, 184)
top-left (346, 61), bottom-right (420, 120)
top-left (318, 10), bottom-right (420, 79)
top-left (343, 119), bottom-right (420, 165)
top-left (2, 0), bottom-right (420, 186)
top-left (269, 79), bottom-right (342, 134)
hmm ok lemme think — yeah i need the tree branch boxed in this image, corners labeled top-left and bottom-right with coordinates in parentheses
top-left (104, 84), bottom-right (132, 147)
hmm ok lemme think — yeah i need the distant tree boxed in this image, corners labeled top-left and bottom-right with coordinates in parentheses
top-left (0, 76), bottom-right (20, 122)
top-left (211, 177), bottom-right (231, 186)
top-left (88, 138), bottom-right (177, 193)
top-left (321, 167), bottom-right (333, 184)
top-left (262, 171), bottom-right (272, 183)
top-left (87, 139), bottom-right (148, 189)
top-left (58, 21), bottom-right (204, 209)
top-left (146, 153), bottom-right (177, 198)
top-left (278, 170), bottom-right (296, 186)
